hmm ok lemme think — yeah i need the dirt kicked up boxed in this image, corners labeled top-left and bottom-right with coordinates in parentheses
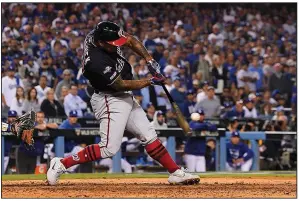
top-left (2, 175), bottom-right (296, 198)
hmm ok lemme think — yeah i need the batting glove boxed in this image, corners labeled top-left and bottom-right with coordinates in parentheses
top-left (147, 59), bottom-right (164, 78)
top-left (150, 76), bottom-right (166, 86)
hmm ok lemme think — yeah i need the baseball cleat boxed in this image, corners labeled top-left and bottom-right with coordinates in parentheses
top-left (46, 157), bottom-right (66, 185)
top-left (168, 167), bottom-right (200, 185)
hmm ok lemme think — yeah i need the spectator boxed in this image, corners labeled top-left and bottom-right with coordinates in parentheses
top-left (58, 86), bottom-right (69, 106)
top-left (225, 100), bottom-right (245, 118)
top-left (186, 44), bottom-right (201, 67)
top-left (208, 24), bottom-right (224, 47)
top-left (243, 98), bottom-right (258, 118)
top-left (282, 17), bottom-right (296, 35)
top-left (170, 78), bottom-right (185, 112)
top-left (39, 56), bottom-right (57, 88)
top-left (150, 110), bottom-right (167, 129)
top-left (237, 61), bottom-right (259, 92)
top-left (41, 89), bottom-right (65, 117)
top-left (193, 52), bottom-right (210, 83)
top-left (211, 55), bottom-right (228, 94)
top-left (268, 63), bottom-right (291, 98)
top-left (24, 87), bottom-right (40, 112)
top-left (163, 56), bottom-right (180, 79)
top-left (152, 43), bottom-right (164, 63)
top-left (35, 111), bottom-right (59, 131)
top-left (196, 81), bottom-right (209, 103)
top-left (227, 117), bottom-right (243, 132)
top-left (77, 79), bottom-right (90, 104)
top-left (195, 86), bottom-right (221, 118)
top-left (223, 53), bottom-right (237, 86)
top-left (55, 69), bottom-right (74, 99)
top-left (3, 110), bottom-right (18, 173)
top-left (220, 87), bottom-right (234, 106)
top-left (259, 103), bottom-right (273, 120)
top-left (183, 89), bottom-right (196, 118)
top-left (10, 86), bottom-right (26, 116)
top-left (164, 75), bottom-right (174, 92)
top-left (226, 131), bottom-right (254, 172)
top-left (248, 56), bottom-right (264, 91)
top-left (185, 109), bottom-right (217, 172)
top-left (2, 65), bottom-right (24, 108)
top-left (146, 102), bottom-right (156, 122)
top-left (64, 84), bottom-right (87, 117)
top-left (59, 110), bottom-right (81, 129)
top-left (263, 90), bottom-right (277, 105)
top-left (35, 75), bottom-right (52, 104)
top-left (159, 49), bottom-right (169, 72)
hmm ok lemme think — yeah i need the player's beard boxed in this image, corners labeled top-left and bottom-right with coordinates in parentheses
top-left (100, 42), bottom-right (118, 53)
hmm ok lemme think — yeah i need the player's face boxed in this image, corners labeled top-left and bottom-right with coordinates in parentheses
top-left (69, 117), bottom-right (78, 124)
top-left (199, 114), bottom-right (204, 121)
top-left (99, 41), bottom-right (118, 53)
top-left (231, 136), bottom-right (240, 144)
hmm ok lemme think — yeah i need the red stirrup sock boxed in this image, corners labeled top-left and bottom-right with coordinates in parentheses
top-left (145, 139), bottom-right (179, 173)
top-left (61, 144), bottom-right (101, 169)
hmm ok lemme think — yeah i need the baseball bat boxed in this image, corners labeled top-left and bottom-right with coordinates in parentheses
top-left (161, 85), bottom-right (192, 136)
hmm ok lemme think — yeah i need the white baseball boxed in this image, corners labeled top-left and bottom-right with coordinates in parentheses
top-left (191, 113), bottom-right (200, 121)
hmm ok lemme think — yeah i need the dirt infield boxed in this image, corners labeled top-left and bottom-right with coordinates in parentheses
top-left (2, 175), bottom-right (296, 198)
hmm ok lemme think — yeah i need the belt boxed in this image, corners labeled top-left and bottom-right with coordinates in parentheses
top-left (94, 89), bottom-right (132, 95)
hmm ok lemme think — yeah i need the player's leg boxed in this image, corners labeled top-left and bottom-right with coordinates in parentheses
top-left (241, 159), bottom-right (253, 171)
top-left (126, 98), bottom-right (199, 184)
top-left (61, 93), bottom-right (132, 167)
top-left (47, 93), bottom-right (133, 185)
top-left (226, 162), bottom-right (236, 171)
top-left (195, 156), bottom-right (206, 172)
top-left (125, 98), bottom-right (179, 173)
top-left (184, 154), bottom-right (196, 172)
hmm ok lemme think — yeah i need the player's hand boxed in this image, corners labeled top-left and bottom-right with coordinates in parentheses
top-left (236, 158), bottom-right (244, 164)
top-left (147, 59), bottom-right (164, 78)
top-left (150, 76), bottom-right (166, 86)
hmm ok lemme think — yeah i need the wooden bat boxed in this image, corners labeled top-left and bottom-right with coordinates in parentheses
top-left (161, 85), bottom-right (192, 136)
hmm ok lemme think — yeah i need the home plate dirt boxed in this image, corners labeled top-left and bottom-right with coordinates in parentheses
top-left (2, 177), bottom-right (296, 198)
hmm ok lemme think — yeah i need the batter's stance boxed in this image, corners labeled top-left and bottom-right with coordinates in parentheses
top-left (47, 21), bottom-right (200, 185)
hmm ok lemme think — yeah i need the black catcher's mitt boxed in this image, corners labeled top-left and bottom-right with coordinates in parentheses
top-left (11, 111), bottom-right (36, 148)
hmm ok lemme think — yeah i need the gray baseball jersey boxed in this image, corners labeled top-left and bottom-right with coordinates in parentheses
top-left (82, 30), bottom-right (157, 158)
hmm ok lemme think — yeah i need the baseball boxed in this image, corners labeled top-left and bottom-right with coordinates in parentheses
top-left (191, 113), bottom-right (200, 121)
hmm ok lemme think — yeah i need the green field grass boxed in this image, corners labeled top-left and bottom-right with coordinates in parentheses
top-left (2, 171), bottom-right (296, 181)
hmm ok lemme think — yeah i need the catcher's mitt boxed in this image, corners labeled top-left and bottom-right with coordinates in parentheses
top-left (11, 111), bottom-right (36, 148)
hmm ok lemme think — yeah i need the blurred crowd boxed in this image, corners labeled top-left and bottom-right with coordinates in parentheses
top-left (1, 3), bottom-right (297, 124)
top-left (1, 3), bottom-right (297, 174)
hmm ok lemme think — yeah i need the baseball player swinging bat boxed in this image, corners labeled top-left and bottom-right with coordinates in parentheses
top-left (47, 21), bottom-right (199, 186)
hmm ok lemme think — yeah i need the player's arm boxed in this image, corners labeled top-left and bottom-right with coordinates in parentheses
top-left (111, 76), bottom-right (151, 91)
top-left (124, 33), bottom-right (162, 76)
top-left (124, 33), bottom-right (153, 62)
